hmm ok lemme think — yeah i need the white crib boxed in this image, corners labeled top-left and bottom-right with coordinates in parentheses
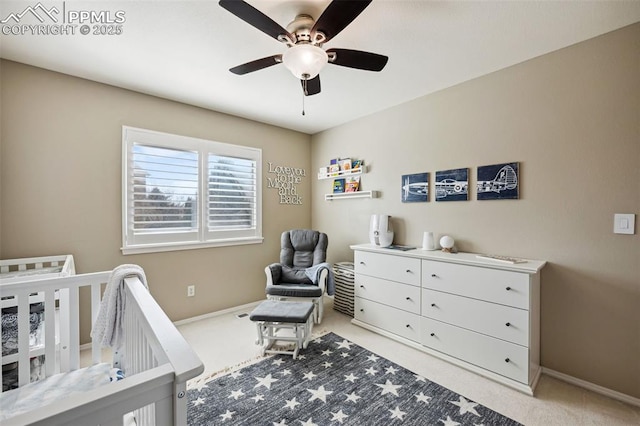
top-left (0, 262), bottom-right (204, 425)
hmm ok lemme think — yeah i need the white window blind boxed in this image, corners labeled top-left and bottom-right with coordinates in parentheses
top-left (122, 127), bottom-right (262, 254)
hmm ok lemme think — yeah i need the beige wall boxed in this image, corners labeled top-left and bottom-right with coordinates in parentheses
top-left (311, 24), bottom-right (639, 398)
top-left (0, 60), bottom-right (312, 340)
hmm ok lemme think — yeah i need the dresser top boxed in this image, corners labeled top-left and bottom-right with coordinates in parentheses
top-left (350, 244), bottom-right (546, 274)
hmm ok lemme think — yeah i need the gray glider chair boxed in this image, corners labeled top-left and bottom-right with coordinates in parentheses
top-left (265, 230), bottom-right (331, 324)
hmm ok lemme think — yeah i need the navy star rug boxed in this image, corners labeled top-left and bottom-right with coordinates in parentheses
top-left (187, 332), bottom-right (521, 425)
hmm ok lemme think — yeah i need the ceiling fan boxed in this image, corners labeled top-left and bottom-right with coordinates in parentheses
top-left (219, 0), bottom-right (389, 97)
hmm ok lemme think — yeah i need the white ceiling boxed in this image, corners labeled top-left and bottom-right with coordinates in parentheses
top-left (1, 1), bottom-right (639, 135)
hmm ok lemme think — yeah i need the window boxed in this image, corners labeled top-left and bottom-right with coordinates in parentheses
top-left (122, 126), bottom-right (262, 254)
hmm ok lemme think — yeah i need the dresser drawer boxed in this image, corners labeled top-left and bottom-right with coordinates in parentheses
top-left (421, 317), bottom-right (529, 384)
top-left (422, 260), bottom-right (530, 309)
top-left (355, 298), bottom-right (420, 342)
top-left (355, 275), bottom-right (421, 314)
top-left (355, 251), bottom-right (421, 286)
top-left (422, 289), bottom-right (529, 346)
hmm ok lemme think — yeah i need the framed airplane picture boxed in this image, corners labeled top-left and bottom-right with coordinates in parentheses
top-left (435, 168), bottom-right (468, 201)
top-left (401, 172), bottom-right (429, 202)
top-left (477, 162), bottom-right (519, 200)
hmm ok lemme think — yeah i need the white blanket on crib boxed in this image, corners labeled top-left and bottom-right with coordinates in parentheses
top-left (0, 363), bottom-right (121, 421)
top-left (91, 264), bottom-right (148, 350)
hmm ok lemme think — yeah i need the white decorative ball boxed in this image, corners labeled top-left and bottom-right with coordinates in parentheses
top-left (440, 235), bottom-right (455, 249)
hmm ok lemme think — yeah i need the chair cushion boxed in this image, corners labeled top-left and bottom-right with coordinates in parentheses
top-left (280, 230), bottom-right (328, 268)
top-left (266, 284), bottom-right (323, 298)
top-left (281, 266), bottom-right (313, 284)
top-left (249, 300), bottom-right (314, 323)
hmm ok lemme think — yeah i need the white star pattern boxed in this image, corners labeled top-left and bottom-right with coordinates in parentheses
top-left (389, 406), bottom-right (407, 420)
top-left (415, 392), bottom-right (431, 404)
top-left (193, 382), bottom-right (209, 392)
top-left (335, 339), bottom-right (353, 350)
top-left (344, 373), bottom-right (358, 383)
top-left (189, 334), bottom-right (513, 425)
top-left (331, 409), bottom-right (349, 423)
top-left (385, 366), bottom-right (399, 375)
top-left (303, 371), bottom-right (317, 380)
top-left (307, 385), bottom-right (333, 403)
top-left (365, 367), bottom-right (379, 376)
top-left (439, 416), bottom-right (461, 426)
top-left (254, 373), bottom-right (278, 390)
top-left (284, 397), bottom-right (301, 410)
top-left (375, 379), bottom-right (402, 396)
top-left (449, 396), bottom-right (481, 416)
top-left (344, 392), bottom-right (361, 403)
top-left (220, 410), bottom-right (235, 421)
top-left (312, 337), bottom-right (324, 344)
top-left (298, 354), bottom-right (306, 360)
top-left (229, 389), bottom-right (244, 400)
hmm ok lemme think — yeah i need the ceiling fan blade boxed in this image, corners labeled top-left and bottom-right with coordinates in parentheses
top-left (230, 55), bottom-right (282, 75)
top-left (301, 75), bottom-right (321, 96)
top-left (327, 48), bottom-right (388, 71)
top-left (219, 0), bottom-right (292, 41)
top-left (312, 0), bottom-right (372, 43)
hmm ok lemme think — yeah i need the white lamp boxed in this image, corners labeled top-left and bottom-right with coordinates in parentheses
top-left (282, 44), bottom-right (328, 80)
top-left (440, 235), bottom-right (455, 253)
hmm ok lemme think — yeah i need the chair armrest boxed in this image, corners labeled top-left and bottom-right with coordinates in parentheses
top-left (265, 263), bottom-right (282, 286)
top-left (317, 268), bottom-right (328, 293)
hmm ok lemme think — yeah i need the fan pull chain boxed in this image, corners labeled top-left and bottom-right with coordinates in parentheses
top-left (301, 77), bottom-right (307, 116)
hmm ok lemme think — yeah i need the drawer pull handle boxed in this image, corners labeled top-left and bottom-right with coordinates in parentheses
top-left (506, 286), bottom-right (511, 291)
top-left (360, 261), bottom-right (366, 265)
top-left (505, 358), bottom-right (510, 363)
top-left (406, 297), bottom-right (411, 300)
top-left (360, 309), bottom-right (364, 312)
top-left (431, 303), bottom-right (436, 307)
top-left (405, 324), bottom-right (411, 328)
top-left (505, 322), bottom-right (511, 327)
top-left (431, 274), bottom-right (437, 278)
top-left (360, 285), bottom-right (365, 288)
top-left (430, 333), bottom-right (435, 337)
top-left (406, 269), bottom-right (412, 273)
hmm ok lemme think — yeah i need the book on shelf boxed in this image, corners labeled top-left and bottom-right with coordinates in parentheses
top-left (329, 164), bottom-right (340, 177)
top-left (340, 158), bottom-right (352, 172)
top-left (333, 178), bottom-right (345, 193)
top-left (351, 159), bottom-right (363, 172)
top-left (345, 176), bottom-right (360, 192)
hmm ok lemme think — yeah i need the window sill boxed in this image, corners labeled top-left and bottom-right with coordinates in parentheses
top-left (121, 237), bottom-right (264, 255)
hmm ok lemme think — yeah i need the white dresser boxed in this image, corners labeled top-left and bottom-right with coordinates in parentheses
top-left (351, 244), bottom-right (546, 395)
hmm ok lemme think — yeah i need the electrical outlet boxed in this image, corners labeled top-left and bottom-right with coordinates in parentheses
top-left (187, 285), bottom-right (195, 297)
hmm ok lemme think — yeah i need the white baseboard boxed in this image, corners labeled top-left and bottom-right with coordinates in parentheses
top-left (173, 300), bottom-right (263, 326)
top-left (542, 367), bottom-right (640, 408)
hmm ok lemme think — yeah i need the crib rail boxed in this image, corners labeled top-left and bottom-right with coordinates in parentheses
top-left (0, 272), bottom-right (203, 425)
top-left (0, 255), bottom-right (75, 285)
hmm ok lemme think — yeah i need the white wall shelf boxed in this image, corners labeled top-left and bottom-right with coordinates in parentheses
top-left (325, 191), bottom-right (377, 201)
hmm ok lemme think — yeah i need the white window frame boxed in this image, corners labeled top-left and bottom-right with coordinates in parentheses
top-left (122, 126), bottom-right (262, 255)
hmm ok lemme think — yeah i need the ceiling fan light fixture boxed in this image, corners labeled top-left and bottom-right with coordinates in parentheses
top-left (282, 44), bottom-right (328, 80)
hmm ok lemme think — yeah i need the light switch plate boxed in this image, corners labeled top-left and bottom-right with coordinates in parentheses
top-left (614, 213), bottom-right (635, 235)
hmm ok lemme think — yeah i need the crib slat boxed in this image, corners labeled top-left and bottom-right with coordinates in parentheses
top-left (58, 287), bottom-right (71, 372)
top-left (17, 290), bottom-right (30, 386)
top-left (44, 288), bottom-right (57, 376)
top-left (91, 282), bottom-right (102, 365)
top-left (68, 285), bottom-right (80, 370)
